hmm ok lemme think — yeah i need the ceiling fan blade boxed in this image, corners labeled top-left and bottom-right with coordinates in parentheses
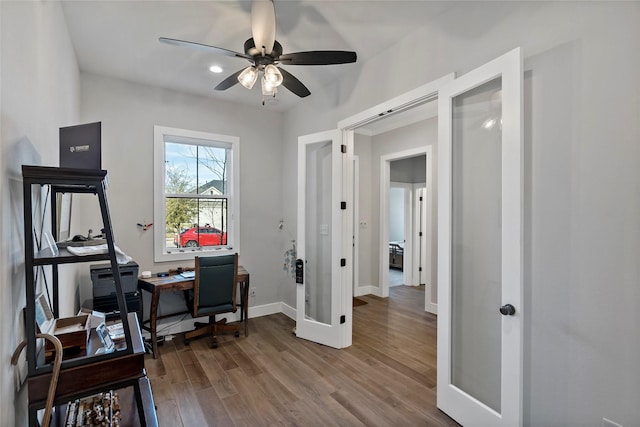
top-left (279, 50), bottom-right (357, 66)
top-left (159, 37), bottom-right (253, 60)
top-left (279, 68), bottom-right (311, 98)
top-left (214, 69), bottom-right (244, 91)
top-left (251, 0), bottom-right (276, 55)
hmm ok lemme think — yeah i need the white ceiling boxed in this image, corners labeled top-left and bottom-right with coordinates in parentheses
top-left (61, 1), bottom-right (452, 112)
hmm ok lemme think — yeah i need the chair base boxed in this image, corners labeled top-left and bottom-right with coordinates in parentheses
top-left (184, 317), bottom-right (241, 348)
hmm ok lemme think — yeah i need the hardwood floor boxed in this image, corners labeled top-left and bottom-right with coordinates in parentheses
top-left (145, 285), bottom-right (459, 426)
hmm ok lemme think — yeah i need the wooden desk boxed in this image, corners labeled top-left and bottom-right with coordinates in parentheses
top-left (138, 266), bottom-right (249, 358)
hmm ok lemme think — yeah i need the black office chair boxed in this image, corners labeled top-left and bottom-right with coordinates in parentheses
top-left (184, 254), bottom-right (241, 348)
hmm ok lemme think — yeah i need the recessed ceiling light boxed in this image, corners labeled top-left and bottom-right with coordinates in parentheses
top-left (209, 65), bottom-right (223, 74)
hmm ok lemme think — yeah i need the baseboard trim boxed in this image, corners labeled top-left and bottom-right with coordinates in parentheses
top-left (144, 294), bottom-right (433, 340)
top-left (143, 301), bottom-right (285, 339)
top-left (280, 302), bottom-right (296, 320)
top-left (354, 285), bottom-right (374, 297)
top-left (424, 283), bottom-right (438, 314)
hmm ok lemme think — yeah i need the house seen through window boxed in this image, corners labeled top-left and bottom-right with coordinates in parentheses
top-left (154, 126), bottom-right (239, 262)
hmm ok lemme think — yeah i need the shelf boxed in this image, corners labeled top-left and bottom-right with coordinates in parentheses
top-left (39, 377), bottom-right (158, 427)
top-left (32, 247), bottom-right (113, 266)
top-left (22, 165), bottom-right (107, 183)
top-left (28, 314), bottom-right (146, 405)
top-left (22, 165), bottom-right (157, 426)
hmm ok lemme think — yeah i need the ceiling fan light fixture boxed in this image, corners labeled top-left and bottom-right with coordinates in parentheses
top-left (238, 66), bottom-right (258, 89)
top-left (263, 64), bottom-right (283, 88)
top-left (261, 75), bottom-right (277, 96)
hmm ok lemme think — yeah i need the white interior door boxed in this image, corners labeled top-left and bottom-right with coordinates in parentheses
top-left (437, 48), bottom-right (523, 426)
top-left (296, 129), bottom-right (351, 349)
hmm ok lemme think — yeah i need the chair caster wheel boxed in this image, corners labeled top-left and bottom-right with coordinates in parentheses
top-left (185, 340), bottom-right (190, 346)
top-left (235, 331), bottom-right (240, 338)
top-left (211, 342), bottom-right (218, 349)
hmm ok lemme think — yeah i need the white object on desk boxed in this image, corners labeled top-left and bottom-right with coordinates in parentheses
top-left (179, 271), bottom-right (195, 279)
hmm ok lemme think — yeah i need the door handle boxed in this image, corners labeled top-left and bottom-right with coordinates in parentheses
top-left (295, 259), bottom-right (304, 284)
top-left (499, 304), bottom-right (516, 316)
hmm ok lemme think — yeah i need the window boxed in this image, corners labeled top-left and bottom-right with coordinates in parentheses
top-left (154, 126), bottom-right (239, 262)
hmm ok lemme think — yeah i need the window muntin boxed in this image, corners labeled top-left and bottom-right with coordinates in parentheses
top-left (154, 126), bottom-right (239, 262)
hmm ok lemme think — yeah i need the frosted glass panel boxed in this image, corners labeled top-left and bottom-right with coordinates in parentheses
top-left (304, 140), bottom-right (332, 325)
top-left (451, 77), bottom-right (502, 413)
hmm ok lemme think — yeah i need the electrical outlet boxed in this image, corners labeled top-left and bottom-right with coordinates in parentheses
top-left (250, 288), bottom-right (256, 297)
top-left (603, 417), bottom-right (623, 427)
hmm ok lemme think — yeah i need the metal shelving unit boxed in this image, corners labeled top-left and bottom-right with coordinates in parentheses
top-left (21, 165), bottom-right (157, 426)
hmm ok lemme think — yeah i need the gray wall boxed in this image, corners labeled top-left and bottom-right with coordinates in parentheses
top-left (390, 155), bottom-right (426, 183)
top-left (352, 118), bottom-right (438, 301)
top-left (77, 72), bottom-right (286, 318)
top-left (281, 2), bottom-right (640, 426)
top-left (1, 2), bottom-right (80, 425)
top-left (388, 186), bottom-right (405, 243)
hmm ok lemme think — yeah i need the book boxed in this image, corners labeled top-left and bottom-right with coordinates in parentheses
top-left (64, 390), bottom-right (121, 426)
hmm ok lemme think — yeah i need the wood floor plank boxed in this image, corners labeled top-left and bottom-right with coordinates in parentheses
top-left (251, 370), bottom-right (299, 409)
top-left (222, 340), bottom-right (263, 377)
top-left (196, 386), bottom-right (236, 427)
top-left (173, 380), bottom-right (209, 426)
top-left (289, 394), bottom-right (366, 427)
top-left (154, 398), bottom-right (183, 427)
top-left (147, 285), bottom-right (459, 426)
top-left (195, 345), bottom-right (239, 399)
top-left (225, 368), bottom-right (289, 426)
top-left (213, 341), bottom-right (240, 371)
top-left (157, 341), bottom-right (189, 384)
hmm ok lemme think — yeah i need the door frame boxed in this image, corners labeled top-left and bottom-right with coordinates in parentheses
top-left (379, 147), bottom-right (431, 297)
top-left (352, 156), bottom-right (360, 296)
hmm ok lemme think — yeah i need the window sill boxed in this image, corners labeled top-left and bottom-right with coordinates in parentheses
top-left (154, 246), bottom-right (237, 263)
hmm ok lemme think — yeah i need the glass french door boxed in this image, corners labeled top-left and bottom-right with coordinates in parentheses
top-left (296, 129), bottom-right (351, 349)
top-left (437, 48), bottom-right (523, 426)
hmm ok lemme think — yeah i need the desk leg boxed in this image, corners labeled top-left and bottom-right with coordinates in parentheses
top-left (242, 278), bottom-right (249, 337)
top-left (149, 290), bottom-right (160, 359)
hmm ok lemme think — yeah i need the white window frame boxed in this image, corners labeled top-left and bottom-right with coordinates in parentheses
top-left (153, 125), bottom-right (240, 262)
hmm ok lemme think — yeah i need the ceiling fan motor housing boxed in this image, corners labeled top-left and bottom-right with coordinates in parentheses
top-left (244, 38), bottom-right (283, 68)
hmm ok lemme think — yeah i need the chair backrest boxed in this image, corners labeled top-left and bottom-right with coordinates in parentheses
top-left (193, 253), bottom-right (238, 316)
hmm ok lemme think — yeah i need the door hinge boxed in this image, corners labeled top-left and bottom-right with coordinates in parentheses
top-left (340, 315), bottom-right (346, 324)
top-left (340, 258), bottom-right (346, 267)
top-left (418, 267), bottom-right (422, 272)
top-left (341, 144), bottom-right (347, 153)
top-left (340, 201), bottom-right (347, 210)
top-left (419, 196), bottom-right (423, 202)
top-left (419, 231), bottom-right (423, 237)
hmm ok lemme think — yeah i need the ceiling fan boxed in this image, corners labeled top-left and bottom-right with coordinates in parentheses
top-left (160, 0), bottom-right (357, 103)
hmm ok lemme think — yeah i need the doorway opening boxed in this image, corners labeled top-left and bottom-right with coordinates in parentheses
top-left (388, 156), bottom-right (427, 288)
top-left (347, 103), bottom-right (438, 314)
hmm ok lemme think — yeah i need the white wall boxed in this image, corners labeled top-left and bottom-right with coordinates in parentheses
top-left (353, 135), bottom-right (373, 292)
top-left (77, 73), bottom-right (285, 320)
top-left (282, 2), bottom-right (640, 425)
top-left (388, 186), bottom-right (405, 243)
top-left (372, 118), bottom-right (438, 293)
top-left (353, 124), bottom-right (437, 296)
top-left (1, 2), bottom-right (80, 425)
